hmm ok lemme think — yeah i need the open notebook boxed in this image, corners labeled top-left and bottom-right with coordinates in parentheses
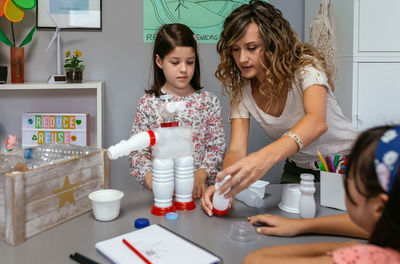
top-left (96, 224), bottom-right (222, 264)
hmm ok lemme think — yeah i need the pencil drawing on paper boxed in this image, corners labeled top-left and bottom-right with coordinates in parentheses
top-left (135, 240), bottom-right (168, 260)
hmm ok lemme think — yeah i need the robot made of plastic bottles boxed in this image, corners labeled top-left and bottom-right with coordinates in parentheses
top-left (107, 94), bottom-right (195, 215)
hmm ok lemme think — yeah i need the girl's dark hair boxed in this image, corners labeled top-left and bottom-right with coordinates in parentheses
top-left (146, 23), bottom-right (202, 96)
top-left (344, 125), bottom-right (400, 250)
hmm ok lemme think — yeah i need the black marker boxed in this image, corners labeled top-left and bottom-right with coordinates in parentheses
top-left (69, 252), bottom-right (100, 264)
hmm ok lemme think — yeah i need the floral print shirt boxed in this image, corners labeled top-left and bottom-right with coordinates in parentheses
top-left (328, 244), bottom-right (400, 264)
top-left (129, 90), bottom-right (226, 186)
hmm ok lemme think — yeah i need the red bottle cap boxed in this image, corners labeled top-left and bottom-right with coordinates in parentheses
top-left (151, 204), bottom-right (176, 216)
top-left (174, 200), bottom-right (196, 211)
top-left (212, 207), bottom-right (229, 216)
top-left (160, 122), bottom-right (179, 127)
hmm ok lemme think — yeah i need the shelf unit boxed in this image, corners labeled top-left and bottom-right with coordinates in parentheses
top-left (305, 0), bottom-right (400, 131)
top-left (0, 81), bottom-right (104, 148)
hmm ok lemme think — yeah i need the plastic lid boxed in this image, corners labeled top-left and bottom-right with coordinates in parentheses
top-left (24, 148), bottom-right (33, 159)
top-left (166, 212), bottom-right (178, 221)
top-left (228, 221), bottom-right (257, 242)
top-left (134, 218), bottom-right (150, 229)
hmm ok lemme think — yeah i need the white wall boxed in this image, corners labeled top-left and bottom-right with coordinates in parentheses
top-left (0, 0), bottom-right (305, 189)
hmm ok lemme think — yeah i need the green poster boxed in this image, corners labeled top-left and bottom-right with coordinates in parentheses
top-left (143, 0), bottom-right (268, 43)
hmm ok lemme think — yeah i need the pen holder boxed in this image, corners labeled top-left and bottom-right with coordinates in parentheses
top-left (320, 171), bottom-right (346, 211)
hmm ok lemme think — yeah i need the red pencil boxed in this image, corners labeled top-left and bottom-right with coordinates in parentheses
top-left (122, 238), bottom-right (152, 264)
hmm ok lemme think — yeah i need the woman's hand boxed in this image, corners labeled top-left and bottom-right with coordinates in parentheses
top-left (247, 214), bottom-right (307, 237)
top-left (217, 151), bottom-right (273, 198)
top-left (193, 168), bottom-right (208, 199)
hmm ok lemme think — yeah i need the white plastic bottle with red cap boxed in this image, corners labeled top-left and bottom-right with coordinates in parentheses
top-left (212, 175), bottom-right (231, 216)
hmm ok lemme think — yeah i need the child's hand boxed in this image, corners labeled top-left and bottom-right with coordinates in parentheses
top-left (247, 214), bottom-right (306, 237)
top-left (193, 168), bottom-right (208, 199)
top-left (144, 172), bottom-right (152, 190)
top-left (200, 185), bottom-right (216, 216)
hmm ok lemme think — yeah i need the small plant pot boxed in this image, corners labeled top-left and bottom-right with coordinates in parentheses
top-left (65, 68), bottom-right (83, 83)
top-left (10, 47), bottom-right (24, 83)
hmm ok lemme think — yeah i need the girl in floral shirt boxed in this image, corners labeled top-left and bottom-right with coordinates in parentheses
top-left (129, 23), bottom-right (226, 199)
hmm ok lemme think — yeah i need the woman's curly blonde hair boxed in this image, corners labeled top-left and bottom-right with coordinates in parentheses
top-left (215, 0), bottom-right (334, 106)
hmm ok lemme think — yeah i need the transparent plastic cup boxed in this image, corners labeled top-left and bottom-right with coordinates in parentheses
top-left (229, 221), bottom-right (257, 242)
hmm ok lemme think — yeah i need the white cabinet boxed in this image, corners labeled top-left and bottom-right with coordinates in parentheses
top-left (305, 0), bottom-right (400, 131)
top-left (0, 81), bottom-right (104, 148)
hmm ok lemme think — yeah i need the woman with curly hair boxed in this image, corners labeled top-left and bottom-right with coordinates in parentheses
top-left (201, 0), bottom-right (357, 216)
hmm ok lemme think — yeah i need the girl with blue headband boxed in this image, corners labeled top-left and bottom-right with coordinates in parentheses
top-left (243, 125), bottom-right (400, 263)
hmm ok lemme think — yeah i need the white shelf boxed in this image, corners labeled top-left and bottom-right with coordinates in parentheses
top-left (305, 0), bottom-right (400, 131)
top-left (0, 81), bottom-right (104, 148)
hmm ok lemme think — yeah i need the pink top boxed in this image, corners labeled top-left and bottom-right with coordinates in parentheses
top-left (328, 244), bottom-right (400, 264)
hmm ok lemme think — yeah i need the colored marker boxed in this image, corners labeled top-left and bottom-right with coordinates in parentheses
top-left (69, 252), bottom-right (100, 264)
top-left (333, 155), bottom-right (340, 170)
top-left (326, 156), bottom-right (335, 173)
top-left (123, 238), bottom-right (152, 264)
top-left (317, 151), bottom-right (329, 172)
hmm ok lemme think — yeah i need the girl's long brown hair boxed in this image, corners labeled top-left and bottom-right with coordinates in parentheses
top-left (147, 23), bottom-right (202, 97)
top-left (215, 0), bottom-right (334, 106)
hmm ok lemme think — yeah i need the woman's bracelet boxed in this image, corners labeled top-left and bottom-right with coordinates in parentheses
top-left (282, 131), bottom-right (303, 151)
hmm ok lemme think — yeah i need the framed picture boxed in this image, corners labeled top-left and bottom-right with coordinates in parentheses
top-left (36, 0), bottom-right (102, 30)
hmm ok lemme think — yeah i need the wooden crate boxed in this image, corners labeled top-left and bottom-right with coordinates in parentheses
top-left (0, 149), bottom-right (110, 246)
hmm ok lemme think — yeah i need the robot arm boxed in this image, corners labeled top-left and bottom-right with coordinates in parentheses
top-left (107, 130), bottom-right (157, 160)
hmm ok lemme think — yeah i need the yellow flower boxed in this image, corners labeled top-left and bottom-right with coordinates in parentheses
top-left (65, 50), bottom-right (71, 57)
top-left (74, 50), bottom-right (82, 57)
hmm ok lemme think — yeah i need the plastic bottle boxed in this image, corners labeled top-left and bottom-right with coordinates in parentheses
top-left (23, 148), bottom-right (37, 169)
top-left (299, 173), bottom-right (316, 218)
top-left (31, 143), bottom-right (95, 167)
top-left (212, 175), bottom-right (232, 216)
top-left (234, 189), bottom-right (264, 208)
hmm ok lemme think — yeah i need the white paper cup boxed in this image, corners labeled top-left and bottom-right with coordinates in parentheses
top-left (278, 184), bottom-right (301, 213)
top-left (88, 189), bottom-right (124, 221)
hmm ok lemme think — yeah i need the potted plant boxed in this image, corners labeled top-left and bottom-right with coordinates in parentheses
top-left (0, 0), bottom-right (37, 83)
top-left (64, 50), bottom-right (86, 83)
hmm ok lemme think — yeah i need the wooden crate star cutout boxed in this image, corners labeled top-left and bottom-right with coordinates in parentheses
top-left (52, 175), bottom-right (82, 212)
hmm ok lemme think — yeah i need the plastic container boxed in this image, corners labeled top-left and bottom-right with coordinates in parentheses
top-left (299, 173), bottom-right (316, 218)
top-left (248, 180), bottom-right (269, 199)
top-left (235, 180), bottom-right (269, 208)
top-left (235, 189), bottom-right (264, 208)
top-left (279, 184), bottom-right (301, 213)
top-left (88, 189), bottom-right (124, 221)
top-left (229, 221), bottom-right (257, 242)
top-left (212, 175), bottom-right (231, 216)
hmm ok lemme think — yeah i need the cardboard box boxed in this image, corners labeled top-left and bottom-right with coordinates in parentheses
top-left (320, 171), bottom-right (346, 211)
top-left (0, 149), bottom-right (110, 246)
top-left (22, 113), bottom-right (90, 147)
